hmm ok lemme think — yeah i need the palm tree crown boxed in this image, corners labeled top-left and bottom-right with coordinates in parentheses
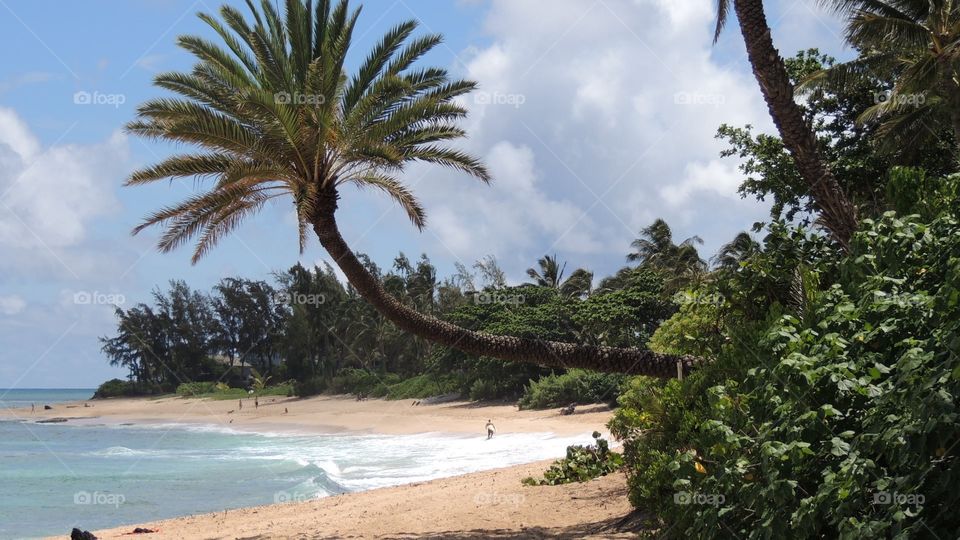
top-left (128, 0), bottom-right (488, 262)
top-left (801, 0), bottom-right (960, 149)
top-left (628, 219), bottom-right (706, 275)
top-left (127, 0), bottom-right (703, 379)
top-left (525, 254), bottom-right (593, 297)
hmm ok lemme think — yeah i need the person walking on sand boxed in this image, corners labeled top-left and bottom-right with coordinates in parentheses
top-left (238, 399), bottom-right (243, 411)
top-left (254, 397), bottom-right (259, 409)
top-left (485, 419), bottom-right (496, 440)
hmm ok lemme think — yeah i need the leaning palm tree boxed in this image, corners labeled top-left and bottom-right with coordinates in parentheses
top-left (525, 254), bottom-right (593, 298)
top-left (800, 0), bottom-right (960, 151)
top-left (126, 0), bottom-right (699, 377)
top-left (715, 0), bottom-right (858, 248)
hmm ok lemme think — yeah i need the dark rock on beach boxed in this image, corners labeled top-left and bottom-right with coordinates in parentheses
top-left (71, 528), bottom-right (97, 540)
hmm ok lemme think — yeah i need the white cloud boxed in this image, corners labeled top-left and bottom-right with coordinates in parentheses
top-left (0, 108), bottom-right (125, 251)
top-left (0, 295), bottom-right (26, 316)
top-left (403, 0), bottom-right (778, 277)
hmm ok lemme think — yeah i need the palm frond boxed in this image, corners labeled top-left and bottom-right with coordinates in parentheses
top-left (348, 173), bottom-right (426, 229)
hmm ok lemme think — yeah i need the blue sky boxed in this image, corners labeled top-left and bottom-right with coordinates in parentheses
top-left (0, 0), bottom-right (852, 388)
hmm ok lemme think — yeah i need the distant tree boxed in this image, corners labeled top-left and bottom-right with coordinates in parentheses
top-left (525, 254), bottom-right (593, 298)
top-left (712, 232), bottom-right (761, 271)
top-left (627, 219), bottom-right (706, 292)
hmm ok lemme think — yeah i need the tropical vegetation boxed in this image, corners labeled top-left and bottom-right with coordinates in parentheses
top-left (101, 0), bottom-right (960, 536)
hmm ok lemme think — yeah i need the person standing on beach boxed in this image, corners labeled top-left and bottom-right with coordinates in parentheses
top-left (485, 420), bottom-right (496, 439)
top-left (254, 397), bottom-right (258, 409)
top-left (238, 399), bottom-right (242, 411)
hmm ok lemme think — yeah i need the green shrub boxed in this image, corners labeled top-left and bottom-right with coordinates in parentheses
top-left (93, 379), bottom-right (157, 398)
top-left (294, 377), bottom-right (327, 397)
top-left (612, 212), bottom-right (960, 538)
top-left (203, 387), bottom-right (248, 399)
top-left (523, 432), bottom-right (623, 485)
top-left (328, 368), bottom-right (382, 395)
top-left (467, 378), bottom-right (496, 400)
top-left (385, 373), bottom-right (452, 399)
top-left (518, 370), bottom-right (625, 410)
top-left (175, 382), bottom-right (217, 397)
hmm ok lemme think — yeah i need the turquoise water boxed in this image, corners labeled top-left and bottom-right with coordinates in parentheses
top-left (0, 409), bottom-right (592, 539)
top-left (0, 388), bottom-right (94, 409)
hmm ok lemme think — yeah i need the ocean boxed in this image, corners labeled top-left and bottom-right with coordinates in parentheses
top-left (0, 390), bottom-right (592, 539)
top-left (0, 388), bottom-right (96, 409)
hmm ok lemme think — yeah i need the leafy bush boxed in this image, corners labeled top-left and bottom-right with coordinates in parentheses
top-left (328, 368), bottom-right (382, 395)
top-left (294, 377), bottom-right (327, 397)
top-left (93, 378), bottom-right (158, 398)
top-left (523, 432), bottom-right (623, 485)
top-left (467, 378), bottom-right (502, 400)
top-left (385, 373), bottom-right (452, 399)
top-left (175, 382), bottom-right (217, 397)
top-left (518, 369), bottom-right (626, 410)
top-left (203, 387), bottom-right (248, 399)
top-left (612, 212), bottom-right (960, 538)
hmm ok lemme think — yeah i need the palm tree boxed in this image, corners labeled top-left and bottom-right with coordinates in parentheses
top-left (126, 0), bottom-right (699, 377)
top-left (628, 219), bottom-right (707, 277)
top-left (800, 0), bottom-right (960, 151)
top-left (525, 254), bottom-right (593, 297)
top-left (715, 0), bottom-right (858, 248)
top-left (712, 231), bottom-right (760, 270)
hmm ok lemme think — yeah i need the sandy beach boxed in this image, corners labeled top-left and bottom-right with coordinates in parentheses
top-left (1, 395), bottom-right (638, 539)
top-left (1, 393), bottom-right (613, 437)
top-left (86, 459), bottom-right (635, 539)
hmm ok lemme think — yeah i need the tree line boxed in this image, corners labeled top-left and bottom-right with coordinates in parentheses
top-left (100, 225), bottom-right (743, 400)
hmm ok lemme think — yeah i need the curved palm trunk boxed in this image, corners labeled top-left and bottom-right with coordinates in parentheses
top-left (311, 191), bottom-right (703, 378)
top-left (734, 0), bottom-right (858, 248)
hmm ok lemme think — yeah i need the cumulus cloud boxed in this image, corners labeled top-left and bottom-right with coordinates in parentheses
top-left (402, 0), bottom-right (783, 277)
top-left (0, 108), bottom-right (125, 249)
top-left (0, 295), bottom-right (26, 316)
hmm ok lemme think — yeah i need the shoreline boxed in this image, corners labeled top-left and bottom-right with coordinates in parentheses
top-left (82, 460), bottom-right (636, 540)
top-left (1, 393), bottom-right (613, 437)
top-left (7, 395), bottom-right (630, 539)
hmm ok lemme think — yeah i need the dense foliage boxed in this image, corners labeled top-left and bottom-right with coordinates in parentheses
top-left (518, 370), bottom-right (626, 410)
top-left (523, 432), bottom-right (624, 486)
top-left (604, 13), bottom-right (960, 531)
top-left (612, 210), bottom-right (960, 537)
top-left (101, 249), bottom-right (678, 404)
